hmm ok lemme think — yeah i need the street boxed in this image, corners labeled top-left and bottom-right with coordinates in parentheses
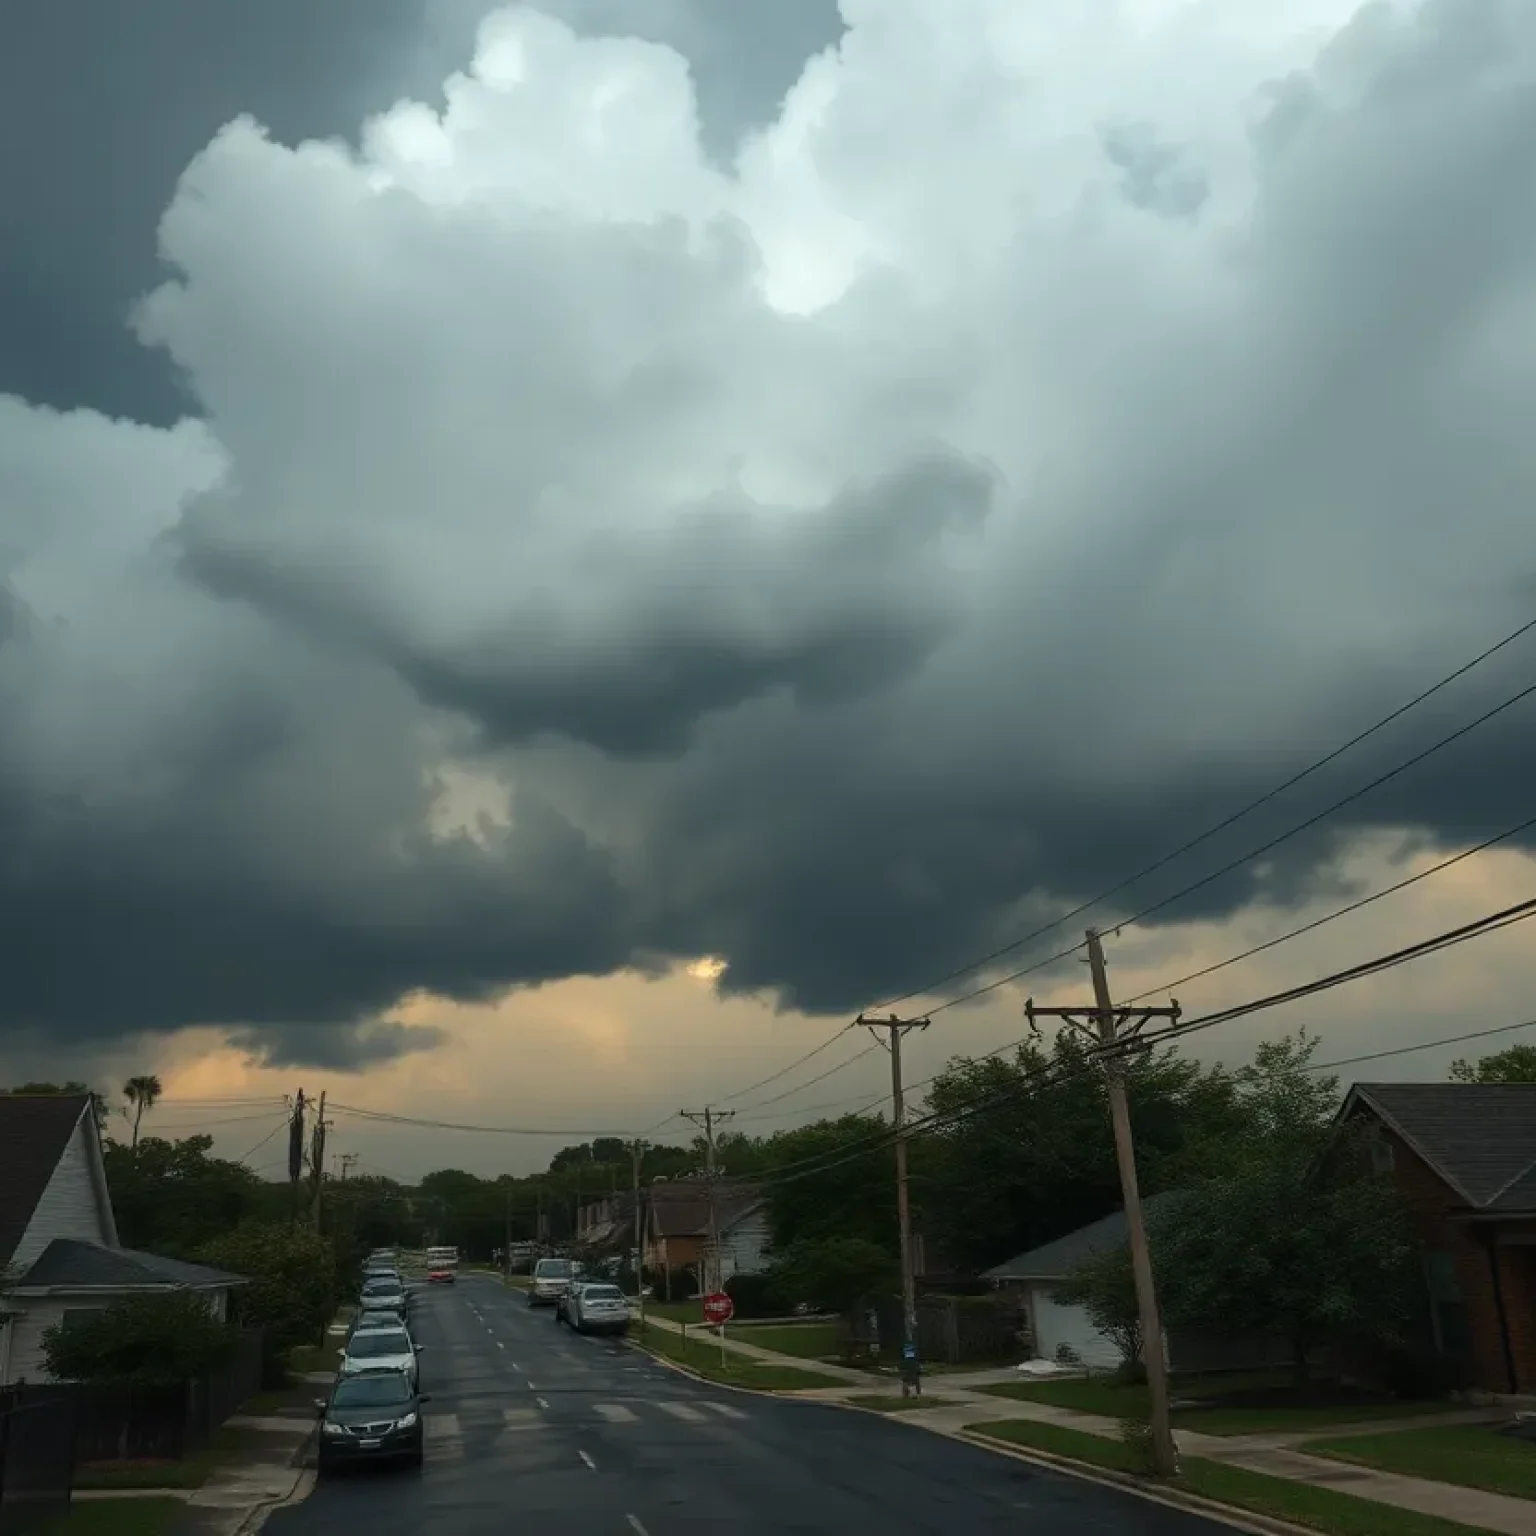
top-left (266, 1274), bottom-right (1232, 1536)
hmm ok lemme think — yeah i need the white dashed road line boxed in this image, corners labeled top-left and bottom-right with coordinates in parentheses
top-left (537, 1396), bottom-right (551, 1410)
top-left (626, 1516), bottom-right (650, 1536)
top-left (578, 1448), bottom-right (597, 1471)
top-left (593, 1403), bottom-right (638, 1423)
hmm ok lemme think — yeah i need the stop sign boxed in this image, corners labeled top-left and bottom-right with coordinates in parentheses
top-left (702, 1291), bottom-right (734, 1325)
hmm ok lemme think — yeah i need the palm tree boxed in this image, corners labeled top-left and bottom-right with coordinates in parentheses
top-left (123, 1075), bottom-right (163, 1149)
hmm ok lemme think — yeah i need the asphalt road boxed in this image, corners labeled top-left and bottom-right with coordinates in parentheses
top-left (266, 1273), bottom-right (1231, 1536)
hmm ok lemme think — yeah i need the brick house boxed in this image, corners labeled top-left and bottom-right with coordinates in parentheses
top-left (1341, 1082), bottom-right (1536, 1394)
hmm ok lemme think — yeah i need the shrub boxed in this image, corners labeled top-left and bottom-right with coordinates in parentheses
top-left (724, 1272), bottom-right (780, 1319)
top-left (41, 1292), bottom-right (236, 1384)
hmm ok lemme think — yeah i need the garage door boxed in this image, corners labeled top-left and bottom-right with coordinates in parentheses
top-left (1028, 1288), bottom-right (1123, 1372)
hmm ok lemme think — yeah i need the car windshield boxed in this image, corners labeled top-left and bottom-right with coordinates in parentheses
top-left (348, 1332), bottom-right (410, 1358)
top-left (535, 1259), bottom-right (572, 1278)
top-left (583, 1286), bottom-right (623, 1301)
top-left (361, 1282), bottom-right (401, 1296)
top-left (331, 1375), bottom-right (412, 1409)
top-left (355, 1312), bottom-right (395, 1328)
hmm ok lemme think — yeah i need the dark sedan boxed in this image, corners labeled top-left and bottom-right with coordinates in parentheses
top-left (315, 1368), bottom-right (429, 1474)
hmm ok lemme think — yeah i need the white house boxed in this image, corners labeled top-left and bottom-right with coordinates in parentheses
top-left (0, 1093), bottom-right (245, 1384)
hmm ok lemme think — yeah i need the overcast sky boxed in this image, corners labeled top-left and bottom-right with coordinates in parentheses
top-left (5, 0), bottom-right (1536, 1177)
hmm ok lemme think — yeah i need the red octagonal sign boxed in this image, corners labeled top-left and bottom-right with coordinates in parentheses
top-left (702, 1291), bottom-right (734, 1325)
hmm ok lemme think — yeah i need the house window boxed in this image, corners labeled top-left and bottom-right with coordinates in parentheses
top-left (1424, 1252), bottom-right (1470, 1357)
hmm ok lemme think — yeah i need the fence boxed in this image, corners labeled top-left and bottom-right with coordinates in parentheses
top-left (0, 1386), bottom-right (77, 1536)
top-left (73, 1328), bottom-right (264, 1466)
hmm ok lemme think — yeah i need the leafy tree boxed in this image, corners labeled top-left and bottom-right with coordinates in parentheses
top-left (199, 1222), bottom-right (338, 1365)
top-left (1153, 1035), bottom-right (1415, 1382)
top-left (122, 1074), bottom-right (163, 1149)
top-left (105, 1135), bottom-right (275, 1256)
top-left (1053, 1241), bottom-right (1146, 1376)
top-left (1449, 1045), bottom-right (1536, 1083)
top-left (41, 1292), bottom-right (236, 1385)
top-left (760, 1114), bottom-right (896, 1253)
top-left (772, 1236), bottom-right (898, 1313)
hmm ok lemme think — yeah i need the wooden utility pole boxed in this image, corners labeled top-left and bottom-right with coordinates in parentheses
top-left (678, 1108), bottom-right (735, 1298)
top-left (857, 1013), bottom-right (930, 1393)
top-left (338, 1153), bottom-right (359, 1181)
top-left (1025, 928), bottom-right (1183, 1478)
top-left (630, 1139), bottom-right (648, 1334)
top-left (287, 1089), bottom-right (307, 1226)
top-left (309, 1090), bottom-right (330, 1232)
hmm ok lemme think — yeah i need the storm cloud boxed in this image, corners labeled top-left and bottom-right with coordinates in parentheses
top-left (4, 0), bottom-right (1536, 1069)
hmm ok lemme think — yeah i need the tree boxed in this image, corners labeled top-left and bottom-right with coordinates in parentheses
top-left (760, 1114), bottom-right (896, 1253)
top-left (41, 1292), bottom-right (235, 1385)
top-left (104, 1135), bottom-right (275, 1256)
top-left (1053, 1241), bottom-right (1146, 1376)
top-left (772, 1236), bottom-right (899, 1313)
top-left (1152, 1035), bottom-right (1416, 1383)
top-left (1449, 1045), bottom-right (1536, 1083)
top-left (198, 1223), bottom-right (338, 1372)
top-left (122, 1074), bottom-right (163, 1149)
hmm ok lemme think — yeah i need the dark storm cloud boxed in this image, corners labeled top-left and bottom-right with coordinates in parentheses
top-left (5, 0), bottom-right (1536, 1072)
top-left (230, 1021), bottom-right (449, 1071)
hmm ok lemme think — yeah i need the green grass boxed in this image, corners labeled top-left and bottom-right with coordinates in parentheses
top-left (843, 1394), bottom-right (959, 1412)
top-left (971, 1420), bottom-right (1503, 1536)
top-left (640, 1299), bottom-right (704, 1323)
top-left (41, 1499), bottom-right (187, 1536)
top-left (632, 1322), bottom-right (833, 1391)
top-left (1303, 1426), bottom-right (1536, 1502)
top-left (286, 1340), bottom-right (342, 1375)
top-left (977, 1372), bottom-right (1446, 1436)
top-left (729, 1322), bottom-right (841, 1362)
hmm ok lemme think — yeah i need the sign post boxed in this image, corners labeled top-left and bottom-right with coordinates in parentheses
top-left (703, 1291), bottom-right (734, 1369)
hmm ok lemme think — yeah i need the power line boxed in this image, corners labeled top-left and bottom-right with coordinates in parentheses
top-left (1121, 809), bottom-right (1536, 1006)
top-left (328, 1103), bottom-right (646, 1137)
top-left (234, 1118), bottom-right (292, 1164)
top-left (925, 671), bottom-right (1536, 1017)
top-left (714, 1030), bottom-right (859, 1105)
top-left (1306, 1015), bottom-right (1536, 1075)
top-left (726, 1040), bottom-right (885, 1113)
top-left (147, 1109), bottom-right (295, 1133)
top-left (865, 612), bottom-right (1536, 1014)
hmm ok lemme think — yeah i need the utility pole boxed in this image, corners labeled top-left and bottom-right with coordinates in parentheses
top-left (309, 1090), bottom-right (330, 1232)
top-left (504, 1187), bottom-right (513, 1277)
top-left (1024, 928), bottom-right (1183, 1478)
top-left (287, 1090), bottom-right (307, 1226)
top-left (338, 1153), bottom-right (359, 1181)
top-left (857, 1013), bottom-right (930, 1393)
top-left (630, 1139), bottom-right (648, 1333)
top-left (679, 1107), bottom-right (735, 1299)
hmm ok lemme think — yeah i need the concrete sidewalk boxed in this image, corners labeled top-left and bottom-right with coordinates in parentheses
top-left (792, 1378), bottom-right (1536, 1536)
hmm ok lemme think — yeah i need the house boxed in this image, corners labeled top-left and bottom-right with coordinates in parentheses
top-left (641, 1181), bottom-right (770, 1293)
top-left (983, 1194), bottom-right (1291, 1375)
top-left (1341, 1082), bottom-right (1536, 1394)
top-left (0, 1093), bottom-right (245, 1384)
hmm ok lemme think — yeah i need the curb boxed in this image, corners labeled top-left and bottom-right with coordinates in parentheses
top-left (956, 1428), bottom-right (1310, 1536)
top-left (624, 1337), bottom-right (848, 1401)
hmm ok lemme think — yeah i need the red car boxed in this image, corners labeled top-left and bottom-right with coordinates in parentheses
top-left (427, 1266), bottom-right (456, 1284)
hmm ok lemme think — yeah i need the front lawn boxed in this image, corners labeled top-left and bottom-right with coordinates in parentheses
top-left (286, 1340), bottom-right (342, 1375)
top-left (971, 1420), bottom-right (1503, 1536)
top-left (1303, 1425), bottom-right (1536, 1502)
top-left (73, 1425), bottom-right (274, 1491)
top-left (631, 1321), bottom-right (833, 1391)
top-left (729, 1322), bottom-right (841, 1362)
top-left (41, 1499), bottom-right (186, 1536)
top-left (978, 1371), bottom-right (1446, 1436)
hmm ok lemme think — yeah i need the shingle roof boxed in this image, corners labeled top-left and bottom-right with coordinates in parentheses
top-left (18, 1238), bottom-right (246, 1290)
top-left (645, 1182), bottom-right (761, 1238)
top-left (1349, 1084), bottom-right (1536, 1209)
top-left (983, 1192), bottom-right (1184, 1282)
top-left (0, 1095), bottom-right (90, 1267)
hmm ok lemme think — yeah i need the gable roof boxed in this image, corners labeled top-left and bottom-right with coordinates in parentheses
top-left (645, 1182), bottom-right (762, 1239)
top-left (984, 1191), bottom-right (1184, 1282)
top-left (0, 1094), bottom-right (92, 1267)
top-left (1344, 1083), bottom-right (1536, 1210)
top-left (18, 1238), bottom-right (246, 1291)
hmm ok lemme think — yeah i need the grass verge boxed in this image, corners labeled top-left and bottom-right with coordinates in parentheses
top-left (728, 1322), bottom-right (841, 1361)
top-left (971, 1420), bottom-right (1503, 1536)
top-left (1302, 1426), bottom-right (1536, 1502)
top-left (843, 1394), bottom-right (959, 1412)
top-left (73, 1426), bottom-right (277, 1491)
top-left (977, 1375), bottom-right (1446, 1436)
top-left (632, 1321), bottom-right (834, 1391)
top-left (42, 1498), bottom-right (186, 1536)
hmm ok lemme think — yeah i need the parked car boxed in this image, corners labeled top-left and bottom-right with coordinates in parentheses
top-left (341, 1324), bottom-right (423, 1387)
top-left (349, 1308), bottom-right (400, 1338)
top-left (569, 1282), bottom-right (630, 1335)
top-left (529, 1256), bottom-right (575, 1309)
top-left (358, 1276), bottom-right (409, 1318)
top-left (316, 1367), bottom-right (429, 1474)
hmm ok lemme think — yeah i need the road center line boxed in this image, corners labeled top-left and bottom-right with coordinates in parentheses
top-left (626, 1516), bottom-right (650, 1536)
top-left (536, 1396), bottom-right (550, 1409)
top-left (578, 1448), bottom-right (597, 1471)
